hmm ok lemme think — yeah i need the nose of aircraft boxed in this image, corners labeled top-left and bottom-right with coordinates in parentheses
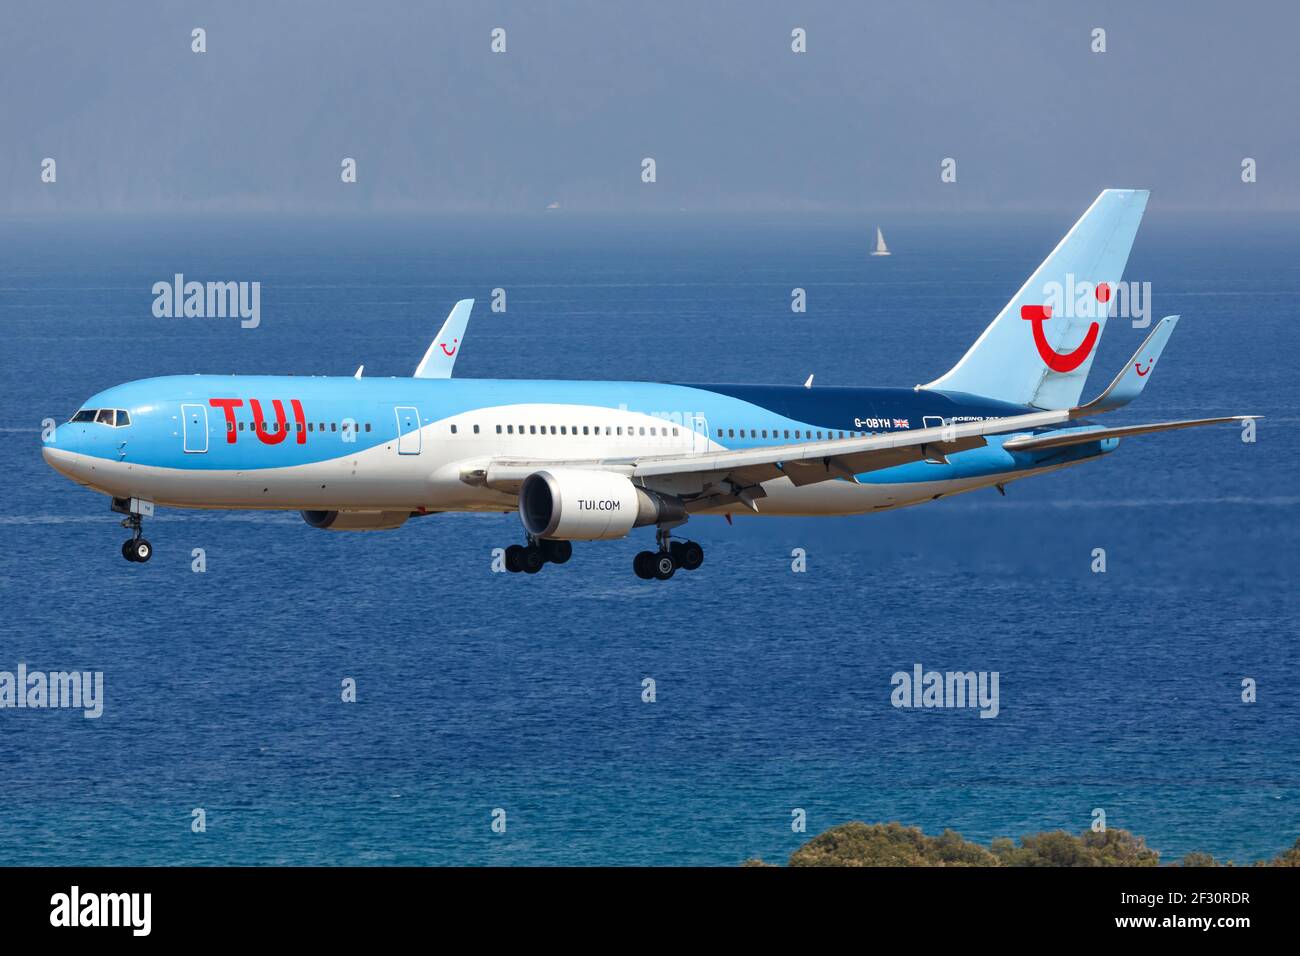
top-left (43, 422), bottom-right (88, 481)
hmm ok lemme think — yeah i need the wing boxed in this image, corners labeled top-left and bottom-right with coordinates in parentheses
top-left (1002, 416), bottom-right (1255, 452)
top-left (464, 409), bottom-right (1070, 511)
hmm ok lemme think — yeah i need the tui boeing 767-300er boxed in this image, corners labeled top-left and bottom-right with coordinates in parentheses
top-left (42, 189), bottom-right (1256, 579)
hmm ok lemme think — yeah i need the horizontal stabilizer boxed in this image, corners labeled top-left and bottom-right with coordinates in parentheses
top-left (414, 299), bottom-right (474, 378)
top-left (1003, 416), bottom-right (1258, 453)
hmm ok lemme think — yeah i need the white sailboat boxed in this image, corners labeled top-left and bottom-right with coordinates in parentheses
top-left (870, 226), bottom-right (891, 257)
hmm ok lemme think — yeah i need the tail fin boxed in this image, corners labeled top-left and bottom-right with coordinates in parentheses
top-left (922, 189), bottom-right (1149, 409)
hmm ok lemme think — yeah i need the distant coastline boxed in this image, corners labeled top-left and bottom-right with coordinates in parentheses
top-left (745, 822), bottom-right (1300, 867)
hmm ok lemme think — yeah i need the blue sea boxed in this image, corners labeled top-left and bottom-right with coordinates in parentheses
top-left (1, 211), bottom-right (1296, 865)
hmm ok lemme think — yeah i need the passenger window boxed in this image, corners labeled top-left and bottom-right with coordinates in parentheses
top-left (650, 427), bottom-right (656, 436)
top-left (239, 421), bottom-right (245, 431)
top-left (473, 424), bottom-right (480, 434)
top-left (673, 428), bottom-right (679, 436)
top-left (227, 421), bottom-right (235, 433)
top-left (451, 425), bottom-right (458, 434)
top-left (307, 422), bottom-right (314, 432)
top-left (582, 426), bottom-right (589, 435)
top-left (530, 426), bottom-right (537, 435)
top-left (560, 426), bottom-right (567, 435)
top-left (365, 423), bottom-right (372, 432)
top-left (728, 429), bottom-right (734, 438)
top-left (331, 423), bottom-right (337, 432)
top-left (616, 427), bottom-right (622, 436)
top-left (96, 409), bottom-right (115, 425)
top-left (783, 430), bottom-right (790, 439)
top-left (761, 429), bottom-right (768, 438)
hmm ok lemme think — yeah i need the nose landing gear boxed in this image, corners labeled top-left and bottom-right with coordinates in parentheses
top-left (112, 498), bottom-right (153, 563)
top-left (120, 513), bottom-right (152, 563)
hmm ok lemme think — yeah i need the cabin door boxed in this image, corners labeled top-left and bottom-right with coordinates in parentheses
top-left (691, 413), bottom-right (711, 453)
top-left (395, 406), bottom-right (422, 455)
top-left (181, 403), bottom-right (208, 453)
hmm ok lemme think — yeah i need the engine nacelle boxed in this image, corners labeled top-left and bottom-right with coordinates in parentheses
top-left (300, 509), bottom-right (410, 531)
top-left (519, 468), bottom-right (684, 541)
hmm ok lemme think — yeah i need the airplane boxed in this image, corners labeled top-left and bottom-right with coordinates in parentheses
top-left (42, 189), bottom-right (1255, 579)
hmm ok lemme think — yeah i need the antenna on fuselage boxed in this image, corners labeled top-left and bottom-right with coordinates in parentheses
top-left (354, 365), bottom-right (364, 379)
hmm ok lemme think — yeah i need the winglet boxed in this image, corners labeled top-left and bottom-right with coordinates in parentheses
top-left (1073, 315), bottom-right (1178, 416)
top-left (414, 299), bottom-right (474, 378)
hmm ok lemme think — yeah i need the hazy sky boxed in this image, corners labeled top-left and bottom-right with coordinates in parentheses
top-left (3, 0), bottom-right (1298, 214)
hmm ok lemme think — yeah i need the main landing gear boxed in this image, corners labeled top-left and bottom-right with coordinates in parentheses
top-left (119, 512), bottom-right (152, 563)
top-left (633, 528), bottom-right (704, 581)
top-left (504, 536), bottom-right (572, 574)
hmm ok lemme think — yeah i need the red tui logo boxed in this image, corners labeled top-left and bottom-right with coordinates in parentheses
top-left (1021, 304), bottom-right (1099, 373)
top-left (209, 398), bottom-right (306, 445)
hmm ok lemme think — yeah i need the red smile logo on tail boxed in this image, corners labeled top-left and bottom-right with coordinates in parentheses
top-left (1020, 304), bottom-right (1099, 373)
top-left (439, 337), bottom-right (459, 356)
top-left (1134, 359), bottom-right (1153, 377)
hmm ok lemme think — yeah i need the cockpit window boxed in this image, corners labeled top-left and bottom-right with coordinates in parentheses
top-left (70, 408), bottom-right (131, 426)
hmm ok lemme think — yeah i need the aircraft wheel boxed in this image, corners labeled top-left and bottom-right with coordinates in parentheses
top-left (522, 547), bottom-right (545, 574)
top-left (653, 551), bottom-right (676, 580)
top-left (633, 551), bottom-right (656, 579)
top-left (505, 544), bottom-right (525, 573)
top-left (542, 539), bottom-right (572, 565)
top-left (131, 538), bottom-right (153, 563)
top-left (677, 541), bottom-right (704, 571)
top-left (122, 539), bottom-right (138, 562)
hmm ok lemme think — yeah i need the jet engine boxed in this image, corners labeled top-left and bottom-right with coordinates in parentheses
top-left (518, 468), bottom-right (685, 541)
top-left (300, 509), bottom-right (411, 531)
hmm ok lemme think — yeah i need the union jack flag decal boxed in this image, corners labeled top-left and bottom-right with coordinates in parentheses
top-left (893, 419), bottom-right (910, 429)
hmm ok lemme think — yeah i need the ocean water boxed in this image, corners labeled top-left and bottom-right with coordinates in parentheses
top-left (0, 211), bottom-right (1296, 866)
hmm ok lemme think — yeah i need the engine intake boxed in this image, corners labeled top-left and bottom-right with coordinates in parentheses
top-left (301, 509), bottom-right (410, 531)
top-left (519, 469), bottom-right (684, 541)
